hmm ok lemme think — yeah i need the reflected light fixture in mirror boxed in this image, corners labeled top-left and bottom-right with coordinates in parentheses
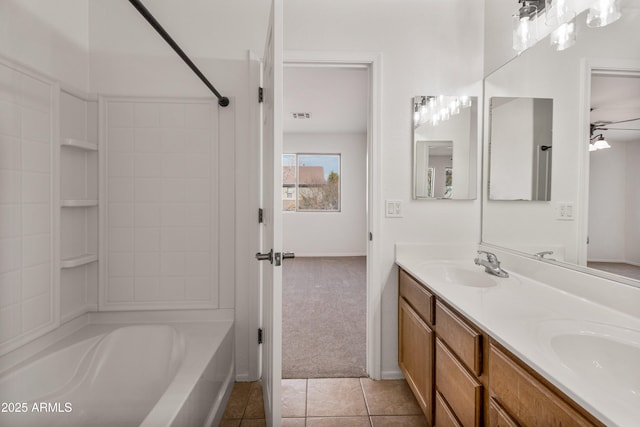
top-left (513, 1), bottom-right (539, 52)
top-left (550, 15), bottom-right (576, 51)
top-left (586, 0), bottom-right (621, 27)
top-left (589, 134), bottom-right (611, 151)
top-left (413, 95), bottom-right (473, 128)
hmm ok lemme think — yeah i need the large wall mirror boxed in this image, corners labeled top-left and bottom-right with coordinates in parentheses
top-left (482, 6), bottom-right (640, 285)
top-left (413, 95), bottom-right (478, 200)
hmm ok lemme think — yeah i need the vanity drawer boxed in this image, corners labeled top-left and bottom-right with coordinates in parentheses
top-left (399, 269), bottom-right (435, 325)
top-left (435, 338), bottom-right (483, 427)
top-left (435, 391), bottom-right (462, 427)
top-left (489, 344), bottom-right (597, 427)
top-left (436, 301), bottom-right (483, 375)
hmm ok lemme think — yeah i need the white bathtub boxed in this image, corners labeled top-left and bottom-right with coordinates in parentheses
top-left (0, 314), bottom-right (234, 427)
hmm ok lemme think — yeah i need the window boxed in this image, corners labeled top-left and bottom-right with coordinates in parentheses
top-left (282, 154), bottom-right (341, 212)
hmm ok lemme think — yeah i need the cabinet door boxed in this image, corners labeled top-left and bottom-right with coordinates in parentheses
top-left (399, 297), bottom-right (434, 425)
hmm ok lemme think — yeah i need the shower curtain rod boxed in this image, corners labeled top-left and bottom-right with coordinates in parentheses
top-left (128, 0), bottom-right (230, 107)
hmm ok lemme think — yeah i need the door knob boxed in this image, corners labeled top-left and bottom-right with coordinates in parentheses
top-left (256, 249), bottom-right (273, 263)
top-left (282, 252), bottom-right (295, 260)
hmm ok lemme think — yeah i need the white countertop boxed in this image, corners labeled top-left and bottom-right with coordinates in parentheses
top-left (396, 254), bottom-right (640, 427)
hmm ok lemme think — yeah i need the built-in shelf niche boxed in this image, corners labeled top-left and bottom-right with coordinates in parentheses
top-left (61, 253), bottom-right (98, 269)
top-left (59, 89), bottom-right (99, 321)
top-left (61, 199), bottom-right (99, 207)
top-left (61, 137), bottom-right (98, 151)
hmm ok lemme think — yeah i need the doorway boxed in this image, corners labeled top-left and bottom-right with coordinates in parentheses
top-left (587, 69), bottom-right (640, 282)
top-left (281, 64), bottom-right (369, 379)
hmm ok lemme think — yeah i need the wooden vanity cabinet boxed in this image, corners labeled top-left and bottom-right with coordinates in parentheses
top-left (398, 267), bottom-right (606, 427)
top-left (488, 343), bottom-right (603, 427)
top-left (398, 269), bottom-right (435, 424)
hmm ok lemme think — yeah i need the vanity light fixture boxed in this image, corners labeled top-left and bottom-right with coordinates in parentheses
top-left (413, 95), bottom-right (473, 128)
top-left (513, 0), bottom-right (622, 53)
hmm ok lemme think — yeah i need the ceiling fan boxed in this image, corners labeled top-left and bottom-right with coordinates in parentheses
top-left (591, 116), bottom-right (640, 132)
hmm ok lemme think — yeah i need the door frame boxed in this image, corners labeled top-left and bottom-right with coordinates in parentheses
top-left (577, 58), bottom-right (640, 270)
top-left (283, 50), bottom-right (383, 379)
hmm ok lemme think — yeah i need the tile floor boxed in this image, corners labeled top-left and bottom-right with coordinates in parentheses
top-left (221, 378), bottom-right (427, 426)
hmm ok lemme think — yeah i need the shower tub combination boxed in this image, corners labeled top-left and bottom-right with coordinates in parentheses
top-left (0, 312), bottom-right (234, 427)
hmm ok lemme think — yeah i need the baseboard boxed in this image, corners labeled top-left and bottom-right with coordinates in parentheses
top-left (381, 369), bottom-right (404, 380)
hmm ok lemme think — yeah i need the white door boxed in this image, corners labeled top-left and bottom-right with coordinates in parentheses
top-left (258, 0), bottom-right (284, 425)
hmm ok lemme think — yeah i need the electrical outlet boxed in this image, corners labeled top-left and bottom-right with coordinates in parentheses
top-left (556, 202), bottom-right (575, 220)
top-left (385, 200), bottom-right (402, 218)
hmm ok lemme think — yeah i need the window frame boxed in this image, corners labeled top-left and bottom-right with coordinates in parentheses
top-left (282, 152), bottom-right (342, 213)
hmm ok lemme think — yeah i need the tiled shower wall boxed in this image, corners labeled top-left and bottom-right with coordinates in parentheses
top-left (0, 60), bottom-right (58, 354)
top-left (102, 98), bottom-right (219, 310)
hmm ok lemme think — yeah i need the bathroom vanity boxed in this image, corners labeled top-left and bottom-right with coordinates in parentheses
top-left (398, 267), bottom-right (602, 426)
top-left (396, 247), bottom-right (640, 427)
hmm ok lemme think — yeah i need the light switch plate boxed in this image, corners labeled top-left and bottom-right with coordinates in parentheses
top-left (556, 202), bottom-right (575, 220)
top-left (385, 199), bottom-right (402, 218)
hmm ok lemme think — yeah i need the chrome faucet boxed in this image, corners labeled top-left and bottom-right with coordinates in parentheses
top-left (534, 250), bottom-right (555, 260)
top-left (474, 250), bottom-right (509, 278)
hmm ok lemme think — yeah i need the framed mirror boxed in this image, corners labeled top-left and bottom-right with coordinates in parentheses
top-left (413, 95), bottom-right (478, 200)
top-left (488, 97), bottom-right (553, 201)
top-left (482, 7), bottom-right (640, 285)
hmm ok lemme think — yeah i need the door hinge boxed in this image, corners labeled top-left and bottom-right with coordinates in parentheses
top-left (258, 208), bottom-right (263, 223)
top-left (258, 328), bottom-right (263, 344)
top-left (369, 232), bottom-right (373, 241)
top-left (258, 87), bottom-right (264, 103)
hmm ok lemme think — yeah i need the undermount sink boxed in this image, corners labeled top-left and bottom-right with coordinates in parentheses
top-left (538, 320), bottom-right (640, 400)
top-left (420, 263), bottom-right (498, 288)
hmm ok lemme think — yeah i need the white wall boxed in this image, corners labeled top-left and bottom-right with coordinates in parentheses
top-left (283, 133), bottom-right (367, 257)
top-left (284, 0), bottom-right (485, 377)
top-left (0, 59), bottom-right (58, 355)
top-left (0, 0), bottom-right (90, 90)
top-left (101, 98), bottom-right (220, 310)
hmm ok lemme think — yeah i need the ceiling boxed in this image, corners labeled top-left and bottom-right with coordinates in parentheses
top-left (591, 73), bottom-right (640, 143)
top-left (283, 66), bottom-right (368, 134)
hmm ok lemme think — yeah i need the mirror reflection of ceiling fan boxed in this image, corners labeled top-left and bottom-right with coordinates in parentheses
top-left (589, 116), bottom-right (640, 151)
top-left (591, 116), bottom-right (640, 132)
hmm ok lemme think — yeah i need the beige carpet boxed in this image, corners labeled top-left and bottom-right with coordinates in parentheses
top-left (282, 256), bottom-right (367, 379)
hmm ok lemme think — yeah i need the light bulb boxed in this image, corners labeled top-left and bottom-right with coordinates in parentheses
top-left (550, 20), bottom-right (576, 51)
top-left (449, 99), bottom-right (460, 115)
top-left (512, 5), bottom-right (538, 52)
top-left (586, 0), bottom-right (621, 28)
top-left (546, 0), bottom-right (574, 26)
